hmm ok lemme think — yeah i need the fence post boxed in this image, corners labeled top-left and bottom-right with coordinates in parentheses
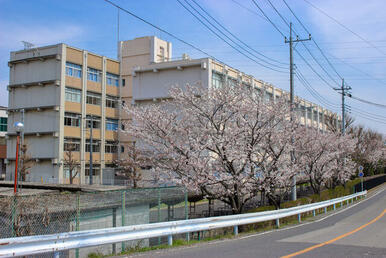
top-left (184, 188), bottom-right (189, 242)
top-left (234, 225), bottom-right (239, 235)
top-left (121, 191), bottom-right (126, 252)
top-left (75, 192), bottom-right (80, 258)
top-left (11, 195), bottom-right (17, 237)
top-left (112, 208), bottom-right (117, 254)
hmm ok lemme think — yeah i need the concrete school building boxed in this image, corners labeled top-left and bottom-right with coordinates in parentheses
top-left (6, 36), bottom-right (341, 185)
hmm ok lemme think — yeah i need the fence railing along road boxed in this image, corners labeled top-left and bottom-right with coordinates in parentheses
top-left (0, 191), bottom-right (367, 257)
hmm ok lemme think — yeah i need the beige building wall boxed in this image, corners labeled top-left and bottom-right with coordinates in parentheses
top-left (7, 44), bottom-right (119, 185)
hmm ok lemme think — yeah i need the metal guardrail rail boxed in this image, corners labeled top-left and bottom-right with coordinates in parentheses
top-left (0, 191), bottom-right (367, 257)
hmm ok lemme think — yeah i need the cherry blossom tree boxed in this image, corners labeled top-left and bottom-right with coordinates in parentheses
top-left (124, 84), bottom-right (298, 213)
top-left (294, 127), bottom-right (356, 194)
top-left (114, 142), bottom-right (151, 188)
top-left (349, 126), bottom-right (385, 175)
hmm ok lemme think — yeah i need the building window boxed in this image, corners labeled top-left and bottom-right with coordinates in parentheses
top-left (106, 118), bottom-right (118, 131)
top-left (85, 164), bottom-right (100, 176)
top-left (86, 91), bottom-right (101, 105)
top-left (105, 141), bottom-right (118, 153)
top-left (122, 78), bottom-right (125, 87)
top-left (65, 87), bottom-right (81, 103)
top-left (66, 62), bottom-right (82, 78)
top-left (64, 112), bottom-right (80, 127)
top-left (106, 95), bottom-right (118, 108)
top-left (228, 77), bottom-right (238, 88)
top-left (300, 105), bottom-right (306, 118)
top-left (85, 139), bottom-right (100, 152)
top-left (87, 67), bottom-right (101, 82)
top-left (265, 92), bottom-right (273, 102)
top-left (307, 107), bottom-right (312, 120)
top-left (64, 138), bottom-right (80, 151)
top-left (212, 72), bottom-right (224, 89)
top-left (313, 110), bottom-right (318, 121)
top-left (86, 115), bottom-right (101, 129)
top-left (159, 46), bottom-right (165, 61)
top-left (120, 146), bottom-right (124, 153)
top-left (0, 117), bottom-right (7, 132)
top-left (106, 72), bottom-right (119, 87)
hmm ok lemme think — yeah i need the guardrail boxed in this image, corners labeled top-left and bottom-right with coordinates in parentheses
top-left (0, 191), bottom-right (367, 257)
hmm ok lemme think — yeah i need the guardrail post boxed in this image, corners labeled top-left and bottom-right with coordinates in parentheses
top-left (185, 188), bottom-right (189, 242)
top-left (346, 199), bottom-right (349, 205)
top-left (54, 251), bottom-right (60, 258)
top-left (324, 207), bottom-right (327, 214)
top-left (333, 204), bottom-right (336, 210)
top-left (168, 235), bottom-right (173, 246)
top-left (121, 191), bottom-right (126, 252)
top-left (157, 188), bottom-right (161, 245)
top-left (298, 213), bottom-right (301, 222)
top-left (234, 225), bottom-right (238, 235)
top-left (313, 210), bottom-right (316, 217)
top-left (276, 218), bottom-right (280, 228)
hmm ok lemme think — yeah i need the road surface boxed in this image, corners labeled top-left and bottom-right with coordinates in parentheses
top-left (125, 185), bottom-right (386, 258)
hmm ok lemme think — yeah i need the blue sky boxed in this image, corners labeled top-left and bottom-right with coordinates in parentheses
top-left (1, 0), bottom-right (385, 133)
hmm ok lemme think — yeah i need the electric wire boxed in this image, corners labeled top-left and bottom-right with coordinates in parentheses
top-left (102, 0), bottom-right (223, 63)
top-left (348, 95), bottom-right (386, 109)
top-left (251, 0), bottom-right (286, 38)
top-left (177, 0), bottom-right (287, 73)
top-left (282, 0), bottom-right (343, 81)
top-left (302, 0), bottom-right (386, 56)
top-left (190, 0), bottom-right (288, 66)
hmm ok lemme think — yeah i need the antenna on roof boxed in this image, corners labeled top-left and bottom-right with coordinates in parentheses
top-left (21, 41), bottom-right (35, 50)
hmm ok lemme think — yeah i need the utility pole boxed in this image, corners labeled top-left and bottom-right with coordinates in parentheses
top-left (285, 22), bottom-right (311, 201)
top-left (89, 116), bottom-right (93, 185)
top-left (334, 79), bottom-right (351, 135)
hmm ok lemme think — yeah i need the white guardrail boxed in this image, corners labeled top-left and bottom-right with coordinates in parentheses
top-left (0, 191), bottom-right (367, 257)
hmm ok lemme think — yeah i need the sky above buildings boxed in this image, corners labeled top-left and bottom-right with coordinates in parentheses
top-left (0, 0), bottom-right (385, 133)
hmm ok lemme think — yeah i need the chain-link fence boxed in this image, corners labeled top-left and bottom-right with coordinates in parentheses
top-left (0, 186), bottom-right (188, 258)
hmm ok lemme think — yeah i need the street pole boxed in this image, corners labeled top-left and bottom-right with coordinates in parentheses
top-left (334, 79), bottom-right (351, 135)
top-left (285, 22), bottom-right (311, 201)
top-left (14, 132), bottom-right (20, 194)
top-left (89, 116), bottom-right (93, 185)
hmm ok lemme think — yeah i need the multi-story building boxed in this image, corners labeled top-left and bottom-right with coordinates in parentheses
top-left (0, 106), bottom-right (7, 180)
top-left (122, 37), bottom-right (339, 131)
top-left (6, 44), bottom-right (120, 184)
top-left (6, 36), bottom-right (340, 184)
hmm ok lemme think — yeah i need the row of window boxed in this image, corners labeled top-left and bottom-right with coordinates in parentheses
top-left (64, 138), bottom-right (119, 153)
top-left (65, 87), bottom-right (119, 107)
top-left (65, 62), bottom-right (120, 87)
top-left (212, 72), bottom-right (330, 122)
top-left (0, 117), bottom-right (7, 132)
top-left (64, 112), bottom-right (119, 131)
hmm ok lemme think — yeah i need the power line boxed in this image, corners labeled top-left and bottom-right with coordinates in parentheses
top-left (302, 0), bottom-right (386, 56)
top-left (295, 49), bottom-right (336, 89)
top-left (177, 0), bottom-right (287, 73)
top-left (102, 0), bottom-right (223, 63)
top-left (251, 0), bottom-right (286, 38)
top-left (348, 95), bottom-right (386, 109)
top-left (282, 0), bottom-right (343, 80)
top-left (190, 0), bottom-right (288, 66)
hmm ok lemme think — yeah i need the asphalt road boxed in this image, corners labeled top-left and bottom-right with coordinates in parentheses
top-left (125, 185), bottom-right (386, 258)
